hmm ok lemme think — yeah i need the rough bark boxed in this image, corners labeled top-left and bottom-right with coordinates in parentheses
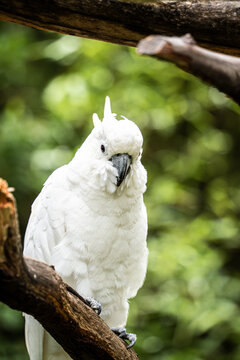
top-left (0, 178), bottom-right (138, 360)
top-left (137, 34), bottom-right (240, 105)
top-left (0, 0), bottom-right (240, 56)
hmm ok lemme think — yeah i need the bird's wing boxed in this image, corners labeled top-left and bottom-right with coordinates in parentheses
top-left (24, 166), bottom-right (68, 260)
top-left (23, 166), bottom-right (68, 360)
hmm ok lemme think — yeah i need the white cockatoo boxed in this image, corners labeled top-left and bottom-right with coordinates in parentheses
top-left (24, 97), bottom-right (148, 360)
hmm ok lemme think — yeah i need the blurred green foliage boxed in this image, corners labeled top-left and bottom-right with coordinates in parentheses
top-left (1, 20), bottom-right (240, 360)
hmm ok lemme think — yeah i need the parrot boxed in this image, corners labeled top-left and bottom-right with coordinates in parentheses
top-left (23, 96), bottom-right (148, 360)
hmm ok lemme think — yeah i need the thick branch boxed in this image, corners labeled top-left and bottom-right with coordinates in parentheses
top-left (0, 179), bottom-right (138, 360)
top-left (137, 34), bottom-right (240, 105)
top-left (0, 0), bottom-right (240, 56)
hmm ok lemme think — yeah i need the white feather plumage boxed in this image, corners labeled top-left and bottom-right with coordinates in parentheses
top-left (24, 97), bottom-right (148, 360)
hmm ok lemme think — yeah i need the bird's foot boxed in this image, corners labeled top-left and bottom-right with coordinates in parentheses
top-left (85, 297), bottom-right (102, 315)
top-left (111, 327), bottom-right (137, 349)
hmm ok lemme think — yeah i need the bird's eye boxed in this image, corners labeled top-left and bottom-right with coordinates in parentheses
top-left (101, 144), bottom-right (105, 153)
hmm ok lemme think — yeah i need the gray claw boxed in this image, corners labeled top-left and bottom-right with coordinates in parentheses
top-left (112, 327), bottom-right (137, 349)
top-left (85, 297), bottom-right (102, 315)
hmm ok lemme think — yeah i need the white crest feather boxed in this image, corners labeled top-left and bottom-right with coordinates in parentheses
top-left (92, 113), bottom-right (101, 127)
top-left (103, 96), bottom-right (112, 122)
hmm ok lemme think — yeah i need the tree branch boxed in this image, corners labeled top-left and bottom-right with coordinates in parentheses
top-left (137, 34), bottom-right (240, 105)
top-left (0, 178), bottom-right (138, 360)
top-left (0, 0), bottom-right (240, 56)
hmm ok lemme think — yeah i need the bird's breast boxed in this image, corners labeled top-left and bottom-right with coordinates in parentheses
top-left (57, 189), bottom-right (147, 299)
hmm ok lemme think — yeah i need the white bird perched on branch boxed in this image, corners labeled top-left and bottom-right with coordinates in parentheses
top-left (24, 97), bottom-right (148, 359)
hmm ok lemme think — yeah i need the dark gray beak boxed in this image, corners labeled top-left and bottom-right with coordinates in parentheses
top-left (110, 153), bottom-right (132, 187)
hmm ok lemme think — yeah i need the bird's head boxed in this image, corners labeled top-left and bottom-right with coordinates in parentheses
top-left (70, 97), bottom-right (147, 196)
